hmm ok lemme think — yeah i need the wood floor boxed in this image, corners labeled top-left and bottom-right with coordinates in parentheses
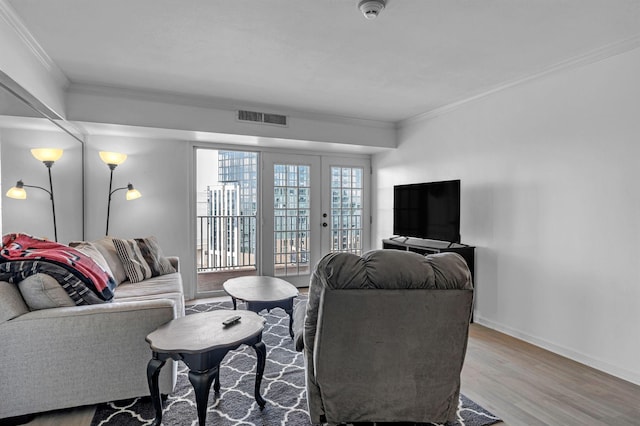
top-left (462, 325), bottom-right (640, 425)
top-left (17, 321), bottom-right (640, 426)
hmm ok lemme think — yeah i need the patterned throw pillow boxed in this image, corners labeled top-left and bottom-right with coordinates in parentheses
top-left (112, 236), bottom-right (176, 283)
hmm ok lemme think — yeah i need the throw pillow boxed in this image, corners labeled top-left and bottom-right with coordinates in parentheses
top-left (112, 236), bottom-right (176, 283)
top-left (68, 241), bottom-right (115, 284)
top-left (91, 237), bottom-right (128, 284)
top-left (18, 273), bottom-right (75, 310)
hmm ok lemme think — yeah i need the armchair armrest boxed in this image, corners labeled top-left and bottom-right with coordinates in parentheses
top-left (292, 301), bottom-right (306, 351)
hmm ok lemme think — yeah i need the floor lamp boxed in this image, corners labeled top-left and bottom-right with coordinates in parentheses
top-left (5, 148), bottom-right (63, 242)
top-left (100, 151), bottom-right (142, 235)
top-left (106, 183), bottom-right (142, 235)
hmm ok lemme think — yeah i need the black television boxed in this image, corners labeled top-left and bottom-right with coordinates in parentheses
top-left (393, 179), bottom-right (461, 243)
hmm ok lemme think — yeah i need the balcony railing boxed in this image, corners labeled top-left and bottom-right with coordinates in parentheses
top-left (197, 215), bottom-right (257, 272)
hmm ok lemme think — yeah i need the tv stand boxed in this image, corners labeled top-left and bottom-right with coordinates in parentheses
top-left (388, 235), bottom-right (410, 243)
top-left (382, 238), bottom-right (475, 284)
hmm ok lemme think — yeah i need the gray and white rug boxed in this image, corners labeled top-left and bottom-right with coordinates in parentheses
top-left (91, 297), bottom-right (501, 426)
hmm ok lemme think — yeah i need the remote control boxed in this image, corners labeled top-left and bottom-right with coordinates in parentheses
top-left (222, 315), bottom-right (241, 326)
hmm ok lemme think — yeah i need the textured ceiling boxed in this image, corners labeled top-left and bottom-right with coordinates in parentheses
top-left (8, 0), bottom-right (640, 122)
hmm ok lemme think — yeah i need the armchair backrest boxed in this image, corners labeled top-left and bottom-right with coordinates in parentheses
top-left (302, 249), bottom-right (473, 424)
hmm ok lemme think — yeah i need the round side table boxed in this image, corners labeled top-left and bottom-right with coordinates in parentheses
top-left (223, 276), bottom-right (299, 338)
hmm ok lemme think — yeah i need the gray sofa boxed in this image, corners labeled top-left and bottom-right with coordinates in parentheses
top-left (0, 236), bottom-right (184, 421)
top-left (293, 249), bottom-right (474, 425)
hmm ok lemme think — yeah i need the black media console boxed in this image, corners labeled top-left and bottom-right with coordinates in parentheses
top-left (382, 238), bottom-right (475, 285)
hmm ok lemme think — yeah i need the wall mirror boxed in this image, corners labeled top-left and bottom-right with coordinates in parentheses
top-left (0, 73), bottom-right (85, 242)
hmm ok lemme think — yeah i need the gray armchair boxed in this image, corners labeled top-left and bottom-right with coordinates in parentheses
top-left (293, 249), bottom-right (474, 425)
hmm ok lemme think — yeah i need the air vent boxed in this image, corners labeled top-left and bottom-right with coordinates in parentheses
top-left (237, 110), bottom-right (287, 127)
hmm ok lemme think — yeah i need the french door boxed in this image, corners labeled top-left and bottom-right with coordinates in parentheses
top-left (262, 153), bottom-right (321, 287)
top-left (262, 153), bottom-right (370, 287)
top-left (195, 148), bottom-right (371, 294)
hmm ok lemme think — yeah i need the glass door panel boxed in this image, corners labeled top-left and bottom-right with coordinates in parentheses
top-left (322, 157), bottom-right (371, 256)
top-left (262, 153), bottom-right (320, 287)
top-left (273, 164), bottom-right (311, 277)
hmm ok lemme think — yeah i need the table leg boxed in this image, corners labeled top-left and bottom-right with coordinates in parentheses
top-left (213, 365), bottom-right (221, 393)
top-left (283, 298), bottom-right (295, 339)
top-left (231, 296), bottom-right (237, 310)
top-left (252, 340), bottom-right (267, 408)
top-left (147, 356), bottom-right (166, 426)
top-left (188, 368), bottom-right (218, 426)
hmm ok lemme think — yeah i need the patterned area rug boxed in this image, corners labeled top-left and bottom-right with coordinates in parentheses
top-left (91, 297), bottom-right (501, 426)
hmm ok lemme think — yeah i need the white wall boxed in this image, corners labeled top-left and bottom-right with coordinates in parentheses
top-left (83, 135), bottom-right (193, 296)
top-left (373, 47), bottom-right (640, 385)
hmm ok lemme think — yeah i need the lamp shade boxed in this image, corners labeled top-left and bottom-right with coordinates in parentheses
top-left (6, 181), bottom-right (27, 199)
top-left (99, 151), bottom-right (127, 166)
top-left (31, 148), bottom-right (63, 163)
top-left (126, 184), bottom-right (142, 200)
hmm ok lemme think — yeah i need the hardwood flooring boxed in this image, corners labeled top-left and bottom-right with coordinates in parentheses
top-left (462, 325), bottom-right (640, 425)
top-left (14, 320), bottom-right (640, 426)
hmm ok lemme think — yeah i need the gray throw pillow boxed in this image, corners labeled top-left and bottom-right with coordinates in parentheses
top-left (18, 273), bottom-right (75, 310)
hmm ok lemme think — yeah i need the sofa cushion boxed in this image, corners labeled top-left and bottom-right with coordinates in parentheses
top-left (114, 272), bottom-right (185, 317)
top-left (114, 272), bottom-right (183, 300)
top-left (69, 241), bottom-right (115, 284)
top-left (112, 237), bottom-right (176, 283)
top-left (18, 273), bottom-right (75, 310)
top-left (0, 281), bottom-right (29, 321)
top-left (92, 237), bottom-right (128, 284)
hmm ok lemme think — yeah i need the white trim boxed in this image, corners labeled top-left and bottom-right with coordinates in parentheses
top-left (401, 34), bottom-right (640, 127)
top-left (474, 313), bottom-right (640, 387)
top-left (0, 0), bottom-right (69, 89)
top-left (0, 0), bottom-right (51, 71)
top-left (186, 143), bottom-right (199, 301)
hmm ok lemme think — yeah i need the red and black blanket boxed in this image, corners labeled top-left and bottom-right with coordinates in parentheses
top-left (0, 233), bottom-right (116, 304)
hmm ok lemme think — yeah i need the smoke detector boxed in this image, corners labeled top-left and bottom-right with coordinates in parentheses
top-left (358, 0), bottom-right (385, 20)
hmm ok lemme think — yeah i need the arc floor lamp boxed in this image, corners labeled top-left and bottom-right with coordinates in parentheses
top-left (6, 148), bottom-right (63, 242)
top-left (100, 151), bottom-right (142, 236)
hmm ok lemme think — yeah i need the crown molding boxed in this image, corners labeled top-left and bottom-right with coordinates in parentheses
top-left (0, 0), bottom-right (68, 87)
top-left (0, 0), bottom-right (53, 70)
top-left (401, 34), bottom-right (640, 128)
top-left (67, 82), bottom-right (396, 130)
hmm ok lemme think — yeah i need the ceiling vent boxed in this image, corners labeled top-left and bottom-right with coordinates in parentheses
top-left (237, 110), bottom-right (288, 127)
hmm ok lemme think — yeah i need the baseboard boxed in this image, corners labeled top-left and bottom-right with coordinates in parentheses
top-left (473, 311), bottom-right (640, 387)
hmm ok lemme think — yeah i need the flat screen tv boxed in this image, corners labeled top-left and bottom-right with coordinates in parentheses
top-left (393, 179), bottom-right (461, 243)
